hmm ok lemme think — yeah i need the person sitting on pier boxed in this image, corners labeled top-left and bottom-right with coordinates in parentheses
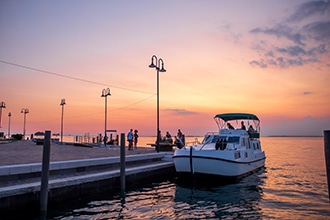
top-left (165, 131), bottom-right (173, 144)
top-left (227, 123), bottom-right (235, 129)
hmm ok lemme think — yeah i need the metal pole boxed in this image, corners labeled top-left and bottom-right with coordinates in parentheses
top-left (120, 133), bottom-right (126, 196)
top-left (104, 95), bottom-right (107, 147)
top-left (0, 107), bottom-right (2, 128)
top-left (0, 101), bottom-right (5, 128)
top-left (156, 68), bottom-right (160, 153)
top-left (61, 103), bottom-right (64, 144)
top-left (324, 130), bottom-right (330, 202)
top-left (23, 112), bottom-right (26, 139)
top-left (8, 113), bottom-right (11, 138)
top-left (40, 130), bottom-right (51, 216)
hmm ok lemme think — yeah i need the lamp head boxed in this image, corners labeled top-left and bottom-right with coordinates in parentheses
top-left (105, 88), bottom-right (111, 96)
top-left (149, 55), bottom-right (157, 68)
top-left (101, 88), bottom-right (111, 97)
top-left (158, 58), bottom-right (166, 72)
top-left (159, 65), bottom-right (166, 72)
top-left (149, 63), bottom-right (156, 68)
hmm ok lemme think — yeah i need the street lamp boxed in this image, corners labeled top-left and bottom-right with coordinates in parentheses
top-left (21, 108), bottom-right (29, 140)
top-left (101, 88), bottom-right (111, 147)
top-left (8, 112), bottom-right (11, 138)
top-left (149, 55), bottom-right (166, 152)
top-left (0, 101), bottom-right (6, 128)
top-left (60, 98), bottom-right (66, 145)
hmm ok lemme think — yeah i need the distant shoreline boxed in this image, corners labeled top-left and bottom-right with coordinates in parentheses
top-left (264, 135), bottom-right (323, 137)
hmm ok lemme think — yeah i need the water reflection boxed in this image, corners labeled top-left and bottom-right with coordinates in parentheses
top-left (50, 169), bottom-right (266, 219)
top-left (173, 169), bottom-right (266, 219)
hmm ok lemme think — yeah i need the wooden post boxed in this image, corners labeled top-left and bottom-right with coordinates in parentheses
top-left (324, 130), bottom-right (330, 202)
top-left (40, 130), bottom-right (51, 216)
top-left (120, 133), bottom-right (126, 196)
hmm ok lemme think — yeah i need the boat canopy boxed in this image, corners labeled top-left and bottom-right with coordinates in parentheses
top-left (214, 113), bottom-right (260, 135)
top-left (214, 113), bottom-right (259, 122)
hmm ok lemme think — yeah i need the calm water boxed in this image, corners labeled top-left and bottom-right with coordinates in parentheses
top-left (21, 137), bottom-right (330, 219)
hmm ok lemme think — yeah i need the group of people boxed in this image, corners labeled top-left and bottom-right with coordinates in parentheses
top-left (127, 128), bottom-right (185, 150)
top-left (157, 129), bottom-right (183, 144)
top-left (227, 121), bottom-right (255, 133)
top-left (127, 128), bottom-right (139, 150)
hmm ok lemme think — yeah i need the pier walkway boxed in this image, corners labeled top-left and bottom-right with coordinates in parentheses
top-left (0, 140), bottom-right (174, 211)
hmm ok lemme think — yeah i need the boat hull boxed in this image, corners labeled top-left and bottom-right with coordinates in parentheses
top-left (173, 147), bottom-right (265, 177)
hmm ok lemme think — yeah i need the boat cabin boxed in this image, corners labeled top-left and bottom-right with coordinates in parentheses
top-left (201, 128), bottom-right (261, 151)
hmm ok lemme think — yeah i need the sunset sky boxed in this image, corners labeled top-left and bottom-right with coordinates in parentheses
top-left (1, 0), bottom-right (329, 137)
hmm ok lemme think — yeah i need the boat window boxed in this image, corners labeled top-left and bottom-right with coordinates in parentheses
top-left (242, 138), bottom-right (249, 148)
top-left (253, 142), bottom-right (260, 150)
top-left (227, 136), bottom-right (240, 144)
top-left (211, 136), bottom-right (227, 143)
top-left (246, 139), bottom-right (250, 149)
top-left (202, 135), bottom-right (212, 144)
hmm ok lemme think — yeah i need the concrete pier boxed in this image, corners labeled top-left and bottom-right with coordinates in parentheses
top-left (0, 140), bottom-right (174, 211)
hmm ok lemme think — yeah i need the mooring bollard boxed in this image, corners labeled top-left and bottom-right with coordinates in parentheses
top-left (120, 133), bottom-right (126, 196)
top-left (40, 130), bottom-right (51, 216)
top-left (324, 130), bottom-right (330, 202)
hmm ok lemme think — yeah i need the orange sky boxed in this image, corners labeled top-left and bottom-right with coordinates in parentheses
top-left (1, 1), bottom-right (329, 137)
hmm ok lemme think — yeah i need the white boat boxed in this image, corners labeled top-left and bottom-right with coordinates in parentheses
top-left (173, 113), bottom-right (266, 178)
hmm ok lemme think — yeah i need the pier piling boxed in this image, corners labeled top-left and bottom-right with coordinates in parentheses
top-left (40, 130), bottom-right (51, 216)
top-left (324, 130), bottom-right (330, 202)
top-left (120, 133), bottom-right (126, 196)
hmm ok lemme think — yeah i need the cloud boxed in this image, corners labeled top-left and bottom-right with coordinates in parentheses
top-left (287, 0), bottom-right (330, 22)
top-left (250, 24), bottom-right (305, 45)
top-left (165, 109), bottom-right (198, 115)
top-left (303, 21), bottom-right (330, 42)
top-left (303, 91), bottom-right (312, 95)
top-left (249, 1), bottom-right (330, 68)
top-left (249, 60), bottom-right (267, 68)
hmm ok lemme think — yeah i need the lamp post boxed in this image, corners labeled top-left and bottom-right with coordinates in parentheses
top-left (21, 108), bottom-right (29, 140)
top-left (8, 112), bottom-right (11, 138)
top-left (60, 98), bottom-right (66, 145)
top-left (149, 55), bottom-right (166, 152)
top-left (0, 101), bottom-right (6, 128)
top-left (101, 88), bottom-right (111, 147)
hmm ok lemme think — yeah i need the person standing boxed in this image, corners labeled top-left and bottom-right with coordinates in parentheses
top-left (134, 129), bottom-right (139, 149)
top-left (241, 121), bottom-right (246, 130)
top-left (127, 129), bottom-right (133, 150)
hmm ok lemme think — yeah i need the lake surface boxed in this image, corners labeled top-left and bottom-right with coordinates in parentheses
top-left (19, 137), bottom-right (330, 219)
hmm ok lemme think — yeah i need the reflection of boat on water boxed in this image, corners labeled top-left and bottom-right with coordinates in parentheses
top-left (173, 169), bottom-right (265, 218)
top-left (173, 113), bottom-right (266, 178)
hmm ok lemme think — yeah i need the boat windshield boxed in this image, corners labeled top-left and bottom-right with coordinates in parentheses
top-left (202, 135), bottom-right (227, 144)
